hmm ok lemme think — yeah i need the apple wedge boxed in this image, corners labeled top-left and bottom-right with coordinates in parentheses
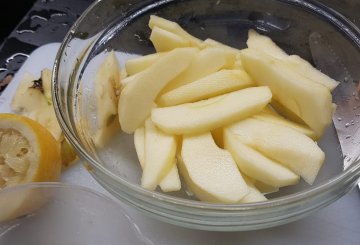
top-left (224, 129), bottom-right (299, 187)
top-left (152, 86), bottom-right (272, 135)
top-left (247, 29), bottom-right (288, 59)
top-left (150, 26), bottom-right (190, 52)
top-left (40, 68), bottom-right (53, 104)
top-left (253, 111), bottom-right (317, 140)
top-left (93, 52), bottom-right (121, 148)
top-left (254, 181), bottom-right (279, 194)
top-left (134, 126), bottom-right (181, 192)
top-left (247, 29), bottom-right (339, 91)
top-left (118, 47), bottom-right (198, 133)
top-left (179, 132), bottom-right (248, 203)
top-left (227, 118), bottom-right (325, 184)
top-left (161, 48), bottom-right (236, 93)
top-left (141, 119), bottom-right (177, 190)
top-left (239, 176), bottom-right (267, 203)
top-left (240, 48), bottom-right (333, 137)
top-left (149, 15), bottom-right (202, 47)
top-left (125, 53), bottom-right (164, 76)
top-left (157, 69), bottom-right (254, 106)
top-left (11, 73), bottom-right (62, 141)
top-left (201, 38), bottom-right (242, 56)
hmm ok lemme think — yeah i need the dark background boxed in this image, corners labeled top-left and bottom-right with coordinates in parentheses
top-left (0, 1), bottom-right (37, 43)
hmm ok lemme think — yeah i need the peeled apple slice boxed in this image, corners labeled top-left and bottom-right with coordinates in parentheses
top-left (227, 118), bottom-right (325, 184)
top-left (253, 111), bottom-right (317, 140)
top-left (93, 51), bottom-right (121, 148)
top-left (240, 48), bottom-right (333, 137)
top-left (150, 26), bottom-right (190, 52)
top-left (125, 53), bottom-right (164, 76)
top-left (179, 132), bottom-right (248, 203)
top-left (157, 69), bottom-right (254, 106)
top-left (201, 38), bottom-right (242, 57)
top-left (149, 15), bottom-right (202, 47)
top-left (151, 86), bottom-right (272, 135)
top-left (0, 113), bottom-right (61, 188)
top-left (246, 29), bottom-right (288, 59)
top-left (161, 48), bottom-right (236, 93)
top-left (141, 119), bottom-right (177, 190)
top-left (247, 29), bottom-right (339, 91)
top-left (224, 129), bottom-right (299, 187)
top-left (239, 176), bottom-right (267, 203)
top-left (254, 181), bottom-right (279, 194)
top-left (119, 47), bottom-right (198, 133)
top-left (134, 126), bottom-right (181, 192)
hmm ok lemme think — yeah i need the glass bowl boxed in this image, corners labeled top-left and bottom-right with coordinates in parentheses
top-left (52, 0), bottom-right (360, 231)
top-left (0, 183), bottom-right (150, 244)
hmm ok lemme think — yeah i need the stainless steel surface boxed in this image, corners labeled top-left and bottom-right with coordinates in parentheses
top-left (309, 32), bottom-right (360, 188)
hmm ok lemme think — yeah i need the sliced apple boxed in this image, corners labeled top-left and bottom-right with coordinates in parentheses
top-left (141, 119), bottom-right (177, 190)
top-left (93, 51), bottom-right (121, 147)
top-left (227, 118), bottom-right (325, 184)
top-left (118, 47), bottom-right (198, 133)
top-left (150, 26), bottom-right (190, 52)
top-left (201, 38), bottom-right (242, 56)
top-left (161, 48), bottom-right (236, 93)
top-left (232, 59), bottom-right (243, 70)
top-left (240, 176), bottom-right (267, 203)
top-left (157, 164), bottom-right (181, 192)
top-left (152, 86), bottom-right (272, 135)
top-left (93, 118), bottom-right (120, 148)
top-left (134, 125), bottom-right (181, 192)
top-left (179, 132), bottom-right (248, 203)
top-left (254, 181), bottom-right (279, 194)
top-left (247, 29), bottom-right (339, 91)
top-left (240, 48), bottom-right (333, 137)
top-left (253, 111), bottom-right (317, 140)
top-left (95, 51), bottom-right (120, 129)
top-left (11, 73), bottom-right (62, 141)
top-left (224, 129), bottom-right (299, 187)
top-left (125, 53), bottom-right (164, 76)
top-left (247, 29), bottom-right (288, 59)
top-left (149, 15), bottom-right (202, 47)
top-left (157, 69), bottom-right (254, 106)
top-left (270, 99), bottom-right (307, 125)
top-left (40, 68), bottom-right (53, 104)
top-left (134, 126), bottom-right (146, 168)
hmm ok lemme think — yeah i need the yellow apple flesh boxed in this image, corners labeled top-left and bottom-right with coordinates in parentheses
top-left (247, 29), bottom-right (339, 91)
top-left (240, 48), bottom-right (333, 137)
top-left (157, 69), bottom-right (254, 106)
top-left (141, 119), bottom-right (177, 190)
top-left (152, 86), bottom-right (272, 135)
top-left (161, 48), bottom-right (236, 93)
top-left (118, 47), bottom-right (198, 133)
top-left (179, 132), bottom-right (248, 203)
top-left (227, 118), bottom-right (325, 184)
top-left (150, 26), bottom-right (190, 52)
top-left (224, 129), bottom-right (299, 187)
top-left (134, 126), bottom-right (181, 192)
top-left (125, 52), bottom-right (164, 76)
top-left (149, 15), bottom-right (202, 47)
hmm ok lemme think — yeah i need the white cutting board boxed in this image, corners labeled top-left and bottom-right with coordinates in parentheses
top-left (1, 44), bottom-right (359, 245)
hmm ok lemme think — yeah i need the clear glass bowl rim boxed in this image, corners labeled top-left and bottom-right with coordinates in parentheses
top-left (52, 0), bottom-right (360, 213)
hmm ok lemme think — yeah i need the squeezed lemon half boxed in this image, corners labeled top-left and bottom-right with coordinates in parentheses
top-left (0, 113), bottom-right (61, 189)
